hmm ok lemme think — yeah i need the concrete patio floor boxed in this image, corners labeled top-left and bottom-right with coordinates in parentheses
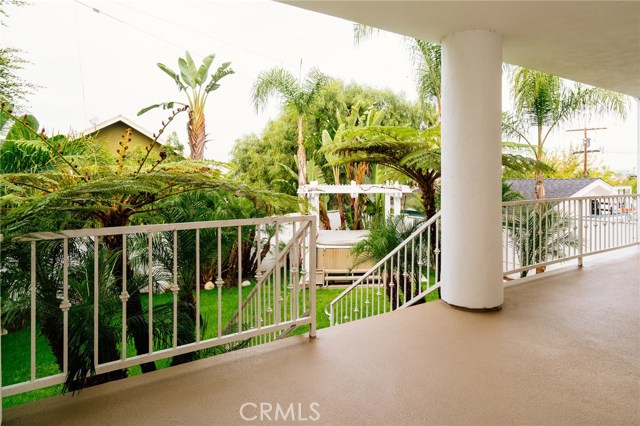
top-left (4, 246), bottom-right (639, 425)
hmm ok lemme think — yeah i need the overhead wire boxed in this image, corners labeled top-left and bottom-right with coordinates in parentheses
top-left (110, 0), bottom-right (295, 69)
top-left (73, 0), bottom-right (185, 51)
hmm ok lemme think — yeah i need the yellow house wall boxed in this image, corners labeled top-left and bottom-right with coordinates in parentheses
top-left (88, 122), bottom-right (163, 160)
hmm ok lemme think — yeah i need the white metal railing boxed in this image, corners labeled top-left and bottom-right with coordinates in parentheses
top-left (223, 220), bottom-right (315, 346)
top-left (1, 215), bottom-right (316, 399)
top-left (502, 194), bottom-right (639, 276)
top-left (328, 212), bottom-right (442, 326)
top-left (326, 194), bottom-right (638, 327)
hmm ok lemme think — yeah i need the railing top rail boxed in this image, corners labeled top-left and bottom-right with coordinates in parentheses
top-left (14, 215), bottom-right (316, 242)
top-left (330, 211), bottom-right (441, 306)
top-left (501, 193), bottom-right (639, 207)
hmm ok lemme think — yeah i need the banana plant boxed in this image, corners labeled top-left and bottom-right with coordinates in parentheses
top-left (321, 102), bottom-right (386, 230)
top-left (138, 52), bottom-right (234, 160)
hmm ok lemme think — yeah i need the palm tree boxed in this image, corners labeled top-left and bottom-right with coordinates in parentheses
top-left (503, 202), bottom-right (580, 277)
top-left (138, 52), bottom-right (234, 160)
top-left (354, 24), bottom-right (441, 122)
top-left (252, 67), bottom-right (329, 189)
top-left (503, 67), bottom-right (627, 199)
top-left (351, 216), bottom-right (428, 309)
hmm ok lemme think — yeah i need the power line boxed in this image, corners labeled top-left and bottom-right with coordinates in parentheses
top-left (73, 0), bottom-right (188, 52)
top-left (72, 0), bottom-right (255, 80)
top-left (110, 0), bottom-right (294, 69)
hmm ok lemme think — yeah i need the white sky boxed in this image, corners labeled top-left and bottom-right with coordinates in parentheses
top-left (2, 0), bottom-right (638, 173)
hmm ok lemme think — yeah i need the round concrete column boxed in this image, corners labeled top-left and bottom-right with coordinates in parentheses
top-left (441, 30), bottom-right (504, 310)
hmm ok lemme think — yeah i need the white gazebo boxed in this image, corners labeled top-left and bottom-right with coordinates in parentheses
top-left (298, 180), bottom-right (416, 285)
top-left (298, 180), bottom-right (416, 227)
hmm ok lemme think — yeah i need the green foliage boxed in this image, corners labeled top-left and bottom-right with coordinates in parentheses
top-left (502, 180), bottom-right (524, 202)
top-left (503, 202), bottom-right (580, 277)
top-left (0, 2), bottom-right (36, 106)
top-left (230, 114), bottom-right (298, 195)
top-left (233, 80), bottom-right (431, 196)
top-left (0, 106), bottom-right (298, 392)
top-left (252, 67), bottom-right (329, 116)
top-left (351, 215), bottom-right (421, 269)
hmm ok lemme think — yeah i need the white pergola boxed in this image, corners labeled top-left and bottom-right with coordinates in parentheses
top-left (298, 180), bottom-right (416, 227)
top-left (284, 0), bottom-right (640, 311)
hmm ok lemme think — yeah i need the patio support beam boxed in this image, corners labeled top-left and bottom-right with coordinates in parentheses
top-left (441, 30), bottom-right (504, 310)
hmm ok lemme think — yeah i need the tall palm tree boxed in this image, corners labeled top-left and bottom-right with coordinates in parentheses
top-left (503, 67), bottom-right (627, 199)
top-left (252, 67), bottom-right (329, 189)
top-left (354, 24), bottom-right (441, 122)
top-left (138, 52), bottom-right (234, 160)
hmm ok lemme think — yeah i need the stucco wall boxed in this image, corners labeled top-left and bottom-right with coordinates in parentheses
top-left (88, 122), bottom-right (163, 160)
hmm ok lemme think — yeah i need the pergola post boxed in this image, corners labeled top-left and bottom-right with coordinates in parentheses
top-left (384, 194), bottom-right (391, 219)
top-left (440, 30), bottom-right (504, 310)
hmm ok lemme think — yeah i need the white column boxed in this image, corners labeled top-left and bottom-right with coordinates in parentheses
top-left (441, 30), bottom-right (504, 310)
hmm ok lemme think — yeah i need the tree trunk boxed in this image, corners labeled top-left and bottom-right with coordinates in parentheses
top-left (297, 115), bottom-right (306, 188)
top-left (534, 170), bottom-right (545, 200)
top-left (188, 109), bottom-right (206, 160)
top-left (336, 194), bottom-right (347, 229)
top-left (535, 125), bottom-right (545, 200)
top-left (318, 199), bottom-right (331, 230)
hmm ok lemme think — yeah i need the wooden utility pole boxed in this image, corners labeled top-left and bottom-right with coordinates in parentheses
top-left (567, 127), bottom-right (606, 177)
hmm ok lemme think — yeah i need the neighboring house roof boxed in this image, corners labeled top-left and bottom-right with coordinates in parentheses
top-left (506, 178), bottom-right (613, 200)
top-left (79, 115), bottom-right (164, 144)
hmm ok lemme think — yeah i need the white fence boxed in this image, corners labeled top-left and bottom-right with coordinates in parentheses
top-left (1, 215), bottom-right (316, 398)
top-left (502, 194), bottom-right (639, 277)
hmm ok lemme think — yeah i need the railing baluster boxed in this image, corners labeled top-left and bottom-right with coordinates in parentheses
top-left (256, 225), bottom-right (262, 330)
top-left (435, 218), bottom-right (440, 283)
top-left (148, 233), bottom-right (153, 355)
top-left (237, 226), bottom-right (242, 334)
top-left (30, 241), bottom-right (36, 382)
top-left (121, 236), bottom-right (128, 360)
top-left (196, 229), bottom-right (200, 343)
top-left (172, 230), bottom-right (178, 349)
top-left (274, 223), bottom-right (280, 325)
top-left (217, 227), bottom-right (223, 337)
top-left (61, 238), bottom-right (70, 375)
top-left (93, 236), bottom-right (99, 368)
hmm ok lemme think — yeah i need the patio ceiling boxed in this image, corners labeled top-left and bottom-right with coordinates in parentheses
top-left (281, 1), bottom-right (640, 98)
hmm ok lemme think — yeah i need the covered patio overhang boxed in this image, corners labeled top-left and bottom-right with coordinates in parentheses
top-left (284, 0), bottom-right (640, 310)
